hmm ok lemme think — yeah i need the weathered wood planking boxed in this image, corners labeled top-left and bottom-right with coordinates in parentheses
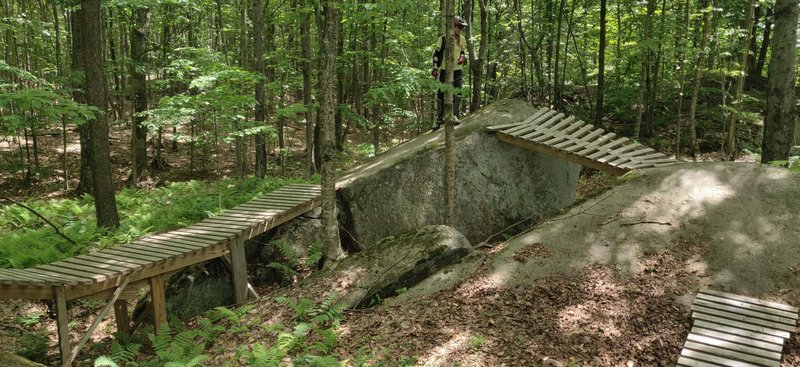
top-left (678, 288), bottom-right (798, 367)
top-left (488, 108), bottom-right (678, 175)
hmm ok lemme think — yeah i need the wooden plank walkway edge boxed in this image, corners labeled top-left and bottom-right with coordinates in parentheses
top-left (678, 288), bottom-right (799, 367)
top-left (0, 183), bottom-right (322, 367)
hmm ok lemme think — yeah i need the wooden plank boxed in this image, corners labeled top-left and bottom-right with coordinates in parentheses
top-left (59, 258), bottom-right (131, 276)
top-left (693, 320), bottom-right (785, 345)
top-left (520, 116), bottom-right (576, 141)
top-left (683, 340), bottom-right (779, 367)
top-left (148, 231), bottom-right (220, 246)
top-left (680, 349), bottom-right (764, 367)
top-left (133, 239), bottom-right (197, 256)
top-left (239, 198), bottom-right (306, 207)
top-left (82, 252), bottom-right (151, 267)
top-left (116, 243), bottom-right (184, 258)
top-left (170, 227), bottom-right (233, 240)
top-left (114, 300), bottom-right (130, 335)
top-left (496, 132), bottom-right (628, 176)
top-left (55, 286), bottom-right (70, 367)
top-left (35, 265), bottom-right (99, 285)
top-left (686, 333), bottom-right (783, 361)
top-left (677, 356), bottom-right (740, 367)
top-left (692, 313), bottom-right (792, 339)
top-left (220, 254), bottom-right (259, 300)
top-left (692, 304), bottom-right (795, 333)
top-left (102, 248), bottom-right (169, 262)
top-left (50, 259), bottom-right (125, 279)
top-left (26, 268), bottom-right (83, 286)
top-left (701, 289), bottom-right (799, 313)
top-left (230, 236), bottom-right (248, 304)
top-left (693, 298), bottom-right (796, 326)
top-left (504, 110), bottom-right (558, 135)
top-left (65, 255), bottom-right (137, 273)
top-left (586, 137), bottom-right (630, 159)
top-left (696, 292), bottom-right (799, 320)
top-left (189, 222), bottom-right (250, 233)
top-left (0, 269), bottom-right (54, 285)
top-left (138, 236), bottom-right (207, 251)
top-left (691, 327), bottom-right (784, 353)
top-left (0, 284), bottom-right (53, 300)
top-left (562, 131), bottom-right (614, 152)
top-left (487, 107), bottom-right (550, 131)
top-left (269, 188), bottom-right (321, 196)
top-left (150, 274), bottom-right (167, 332)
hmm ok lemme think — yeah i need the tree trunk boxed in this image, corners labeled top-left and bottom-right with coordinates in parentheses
top-left (130, 7), bottom-right (150, 184)
top-left (761, 0), bottom-right (798, 163)
top-left (687, 0), bottom-right (712, 160)
top-left (253, 0), bottom-right (268, 178)
top-left (82, 0), bottom-right (120, 229)
top-left (552, 0), bottom-right (566, 110)
top-left (634, 0), bottom-right (656, 140)
top-left (595, 0), bottom-right (606, 126)
top-left (723, 0), bottom-right (756, 161)
top-left (72, 4), bottom-right (93, 196)
top-left (443, 0), bottom-right (456, 226)
top-left (319, 0), bottom-right (344, 262)
top-left (52, 1), bottom-right (69, 190)
top-left (301, 0), bottom-right (314, 177)
top-left (674, 0), bottom-right (690, 157)
top-left (754, 7), bottom-right (773, 77)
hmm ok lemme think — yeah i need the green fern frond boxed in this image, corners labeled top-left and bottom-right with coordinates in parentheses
top-left (93, 356), bottom-right (119, 367)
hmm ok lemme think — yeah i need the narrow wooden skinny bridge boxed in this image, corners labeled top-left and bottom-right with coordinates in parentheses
top-left (678, 288), bottom-right (799, 366)
top-left (0, 184), bottom-right (321, 366)
top-left (488, 107), bottom-right (678, 175)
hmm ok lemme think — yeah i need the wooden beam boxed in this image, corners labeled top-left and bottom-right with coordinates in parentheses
top-left (149, 274), bottom-right (167, 332)
top-left (63, 273), bottom-right (133, 367)
top-left (495, 131), bottom-right (629, 176)
top-left (221, 254), bottom-right (259, 300)
top-left (114, 300), bottom-right (130, 335)
top-left (54, 286), bottom-right (70, 367)
top-left (230, 236), bottom-right (248, 304)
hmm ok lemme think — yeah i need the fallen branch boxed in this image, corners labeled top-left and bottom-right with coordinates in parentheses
top-left (0, 196), bottom-right (77, 245)
top-left (620, 220), bottom-right (672, 227)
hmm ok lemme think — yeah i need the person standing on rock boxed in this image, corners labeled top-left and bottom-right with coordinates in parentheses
top-left (431, 15), bottom-right (468, 131)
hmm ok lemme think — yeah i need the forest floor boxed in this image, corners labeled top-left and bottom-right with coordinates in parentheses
top-left (2, 122), bottom-right (800, 366)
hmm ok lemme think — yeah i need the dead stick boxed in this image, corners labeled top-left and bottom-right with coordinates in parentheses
top-left (0, 196), bottom-right (77, 245)
top-left (621, 221), bottom-right (672, 227)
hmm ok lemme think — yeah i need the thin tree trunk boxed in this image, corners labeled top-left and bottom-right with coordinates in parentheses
top-left (552, 0), bottom-right (566, 110)
top-left (760, 0), bottom-right (797, 163)
top-left (634, 0), bottom-right (655, 140)
top-left (595, 0), bottom-right (606, 126)
top-left (52, 1), bottom-right (69, 190)
top-left (254, 0), bottom-right (268, 178)
top-left (72, 4), bottom-right (93, 196)
top-left (301, 0), bottom-right (314, 177)
top-left (674, 0), bottom-right (690, 157)
top-left (130, 7), bottom-right (150, 184)
top-left (320, 0), bottom-right (344, 262)
top-left (443, 0), bottom-right (456, 226)
top-left (82, 0), bottom-right (120, 229)
top-left (723, 0), bottom-right (756, 161)
top-left (755, 7), bottom-right (773, 77)
top-left (687, 0), bottom-right (712, 159)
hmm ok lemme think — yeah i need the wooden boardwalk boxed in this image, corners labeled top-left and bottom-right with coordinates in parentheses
top-left (0, 184), bottom-right (321, 366)
top-left (488, 108), bottom-right (678, 175)
top-left (678, 288), bottom-right (799, 367)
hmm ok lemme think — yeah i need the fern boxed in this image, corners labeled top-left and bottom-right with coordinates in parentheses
top-left (267, 261), bottom-right (298, 277)
top-left (238, 343), bottom-right (285, 367)
top-left (305, 240), bottom-right (323, 267)
top-left (274, 241), bottom-right (301, 268)
top-left (93, 356), bottom-right (118, 367)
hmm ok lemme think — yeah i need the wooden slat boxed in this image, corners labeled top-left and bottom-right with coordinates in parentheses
top-left (693, 320), bottom-right (785, 345)
top-left (487, 107), bottom-right (550, 131)
top-left (521, 116), bottom-right (576, 141)
top-left (682, 340), bottom-right (779, 367)
top-left (692, 313), bottom-right (792, 339)
top-left (686, 333), bottom-right (783, 361)
top-left (102, 248), bottom-right (169, 262)
top-left (170, 228), bottom-right (233, 240)
top-left (82, 252), bottom-right (152, 267)
top-left (701, 289), bottom-right (799, 313)
top-left (59, 258), bottom-right (132, 276)
top-left (117, 243), bottom-right (185, 258)
top-left (193, 219), bottom-right (253, 230)
top-left (678, 356), bottom-right (741, 367)
top-left (139, 236), bottom-right (208, 251)
top-left (35, 265), bottom-right (99, 285)
top-left (149, 231), bottom-right (221, 245)
top-left (25, 268), bottom-right (80, 285)
top-left (67, 255), bottom-right (139, 272)
top-left (691, 327), bottom-right (784, 353)
top-left (495, 132), bottom-right (628, 176)
top-left (696, 292), bottom-right (799, 320)
top-left (135, 238), bottom-right (199, 254)
top-left (693, 299), bottom-right (796, 326)
top-left (503, 110), bottom-right (558, 135)
top-left (586, 137), bottom-right (630, 159)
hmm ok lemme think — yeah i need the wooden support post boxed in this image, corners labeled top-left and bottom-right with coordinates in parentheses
top-left (114, 300), bottom-right (130, 335)
top-left (222, 254), bottom-right (259, 300)
top-left (149, 274), bottom-right (167, 331)
top-left (230, 235), bottom-right (248, 304)
top-left (54, 287), bottom-right (70, 367)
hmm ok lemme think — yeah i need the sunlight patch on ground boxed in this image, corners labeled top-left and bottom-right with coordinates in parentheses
top-left (422, 330), bottom-right (472, 367)
top-left (650, 169), bottom-right (734, 221)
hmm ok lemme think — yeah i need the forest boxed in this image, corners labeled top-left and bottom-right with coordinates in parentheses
top-left (1, 0), bottom-right (799, 365)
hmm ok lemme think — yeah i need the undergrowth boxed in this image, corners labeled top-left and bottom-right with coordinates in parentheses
top-left (0, 176), bottom-right (314, 268)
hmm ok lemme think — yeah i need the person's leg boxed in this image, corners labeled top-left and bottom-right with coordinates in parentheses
top-left (452, 70), bottom-right (463, 123)
top-left (434, 70), bottom-right (446, 130)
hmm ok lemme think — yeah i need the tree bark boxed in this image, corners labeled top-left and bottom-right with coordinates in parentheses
top-left (761, 0), bottom-right (798, 163)
top-left (301, 0), bottom-right (315, 177)
top-left (687, 0), bottom-right (712, 160)
top-left (253, 0), bottom-right (268, 178)
top-left (723, 0), bottom-right (756, 161)
top-left (319, 0), bottom-right (344, 262)
top-left (81, 0), bottom-right (120, 229)
top-left (443, 0), bottom-right (456, 226)
top-left (674, 0), bottom-right (690, 157)
top-left (595, 0), bottom-right (606, 126)
top-left (130, 7), bottom-right (150, 184)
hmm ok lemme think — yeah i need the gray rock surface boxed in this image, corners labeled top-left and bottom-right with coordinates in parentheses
top-left (296, 225), bottom-right (472, 308)
top-left (337, 99), bottom-right (581, 248)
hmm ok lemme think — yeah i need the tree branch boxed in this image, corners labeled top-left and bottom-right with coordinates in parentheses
top-left (0, 196), bottom-right (77, 245)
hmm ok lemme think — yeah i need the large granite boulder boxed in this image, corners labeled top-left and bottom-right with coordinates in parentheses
top-left (292, 225), bottom-right (472, 308)
top-left (337, 99), bottom-right (581, 248)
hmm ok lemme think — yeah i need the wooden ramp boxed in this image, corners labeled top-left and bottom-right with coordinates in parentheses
top-left (678, 288), bottom-right (799, 367)
top-left (0, 184), bottom-right (321, 366)
top-left (488, 108), bottom-right (678, 175)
